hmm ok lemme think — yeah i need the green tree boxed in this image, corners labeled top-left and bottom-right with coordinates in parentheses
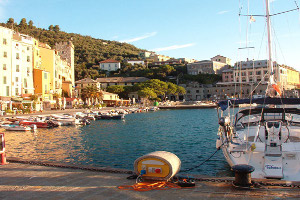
top-left (81, 85), bottom-right (102, 102)
top-left (138, 87), bottom-right (157, 99)
top-left (7, 18), bottom-right (14, 28)
top-left (48, 25), bottom-right (54, 31)
top-left (28, 20), bottom-right (34, 28)
top-left (19, 18), bottom-right (27, 29)
top-left (107, 85), bottom-right (125, 94)
top-left (53, 25), bottom-right (60, 32)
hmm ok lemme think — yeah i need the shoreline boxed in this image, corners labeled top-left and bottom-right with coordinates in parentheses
top-left (0, 104), bottom-right (217, 118)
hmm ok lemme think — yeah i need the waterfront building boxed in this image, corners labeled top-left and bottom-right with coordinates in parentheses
top-left (75, 77), bottom-right (101, 98)
top-left (102, 91), bottom-right (129, 106)
top-left (183, 82), bottom-right (205, 101)
top-left (0, 26), bottom-right (13, 100)
top-left (234, 59), bottom-right (299, 90)
top-left (39, 41), bottom-right (74, 98)
top-left (99, 59), bottom-right (121, 71)
top-left (221, 69), bottom-right (234, 82)
top-left (11, 32), bottom-right (35, 97)
top-left (55, 41), bottom-right (75, 84)
top-left (96, 77), bottom-right (149, 89)
top-left (65, 97), bottom-right (83, 109)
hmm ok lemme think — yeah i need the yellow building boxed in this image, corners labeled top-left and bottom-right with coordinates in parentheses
top-left (286, 66), bottom-right (300, 89)
top-left (75, 77), bottom-right (101, 98)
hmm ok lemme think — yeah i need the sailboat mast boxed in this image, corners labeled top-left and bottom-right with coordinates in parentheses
top-left (265, 0), bottom-right (274, 82)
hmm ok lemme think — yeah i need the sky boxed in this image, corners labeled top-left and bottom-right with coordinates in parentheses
top-left (1, 0), bottom-right (300, 70)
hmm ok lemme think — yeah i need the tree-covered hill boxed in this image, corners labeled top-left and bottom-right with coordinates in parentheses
top-left (0, 18), bottom-right (144, 80)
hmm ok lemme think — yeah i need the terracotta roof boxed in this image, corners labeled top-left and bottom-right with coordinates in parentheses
top-left (75, 77), bottom-right (98, 84)
top-left (99, 59), bottom-right (120, 63)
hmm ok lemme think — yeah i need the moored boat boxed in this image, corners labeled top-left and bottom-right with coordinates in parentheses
top-left (3, 124), bottom-right (31, 131)
top-left (216, 0), bottom-right (300, 181)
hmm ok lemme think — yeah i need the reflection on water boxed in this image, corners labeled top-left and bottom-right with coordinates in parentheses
top-left (3, 109), bottom-right (232, 177)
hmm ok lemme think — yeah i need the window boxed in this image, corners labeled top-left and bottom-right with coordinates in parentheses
top-left (3, 38), bottom-right (7, 45)
top-left (3, 76), bottom-right (7, 84)
top-left (45, 85), bottom-right (48, 93)
top-left (15, 88), bottom-right (18, 96)
top-left (264, 70), bottom-right (268, 74)
top-left (196, 90), bottom-right (200, 93)
top-left (24, 78), bottom-right (28, 87)
top-left (27, 47), bottom-right (30, 51)
top-left (3, 51), bottom-right (7, 58)
top-left (256, 71), bottom-right (261, 75)
top-left (25, 89), bottom-right (28, 94)
top-left (16, 65), bottom-right (20, 72)
top-left (15, 77), bottom-right (18, 82)
top-left (6, 86), bottom-right (9, 96)
top-left (44, 73), bottom-right (47, 79)
top-left (16, 53), bottom-right (20, 59)
top-left (3, 64), bottom-right (6, 70)
top-left (249, 72), bottom-right (253, 75)
top-left (27, 56), bottom-right (30, 62)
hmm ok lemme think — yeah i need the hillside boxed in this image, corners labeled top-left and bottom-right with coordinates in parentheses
top-left (0, 18), bottom-right (144, 80)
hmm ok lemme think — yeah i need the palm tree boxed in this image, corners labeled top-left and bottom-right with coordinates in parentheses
top-left (81, 85), bottom-right (103, 105)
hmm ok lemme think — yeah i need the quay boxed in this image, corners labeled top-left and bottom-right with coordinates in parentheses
top-left (0, 158), bottom-right (299, 200)
top-left (159, 104), bottom-right (217, 109)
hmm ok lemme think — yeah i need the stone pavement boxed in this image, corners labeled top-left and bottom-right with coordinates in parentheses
top-left (0, 162), bottom-right (299, 200)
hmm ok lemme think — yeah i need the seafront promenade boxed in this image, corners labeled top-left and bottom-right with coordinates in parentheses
top-left (1, 159), bottom-right (299, 200)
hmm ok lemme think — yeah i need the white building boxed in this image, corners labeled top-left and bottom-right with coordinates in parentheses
top-left (0, 26), bottom-right (13, 98)
top-left (11, 33), bottom-right (35, 96)
top-left (126, 60), bottom-right (145, 65)
top-left (99, 59), bottom-right (121, 71)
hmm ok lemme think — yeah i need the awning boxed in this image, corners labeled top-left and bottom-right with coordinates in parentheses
top-left (22, 100), bottom-right (33, 103)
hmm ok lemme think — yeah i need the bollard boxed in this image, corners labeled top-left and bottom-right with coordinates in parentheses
top-left (231, 164), bottom-right (255, 187)
top-left (0, 133), bottom-right (7, 165)
top-left (1, 152), bottom-right (7, 165)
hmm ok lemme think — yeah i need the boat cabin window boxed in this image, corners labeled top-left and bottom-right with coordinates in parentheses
top-left (267, 121), bottom-right (280, 128)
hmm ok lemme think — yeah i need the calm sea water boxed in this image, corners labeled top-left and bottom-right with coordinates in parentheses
top-left (4, 109), bottom-right (232, 177)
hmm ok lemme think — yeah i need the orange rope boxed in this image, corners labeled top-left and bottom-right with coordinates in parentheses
top-left (118, 181), bottom-right (181, 191)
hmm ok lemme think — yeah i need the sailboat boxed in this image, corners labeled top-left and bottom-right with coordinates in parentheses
top-left (216, 0), bottom-right (300, 181)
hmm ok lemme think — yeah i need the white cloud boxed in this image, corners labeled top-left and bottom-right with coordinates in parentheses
top-left (151, 43), bottom-right (196, 52)
top-left (120, 32), bottom-right (157, 43)
top-left (217, 10), bottom-right (230, 15)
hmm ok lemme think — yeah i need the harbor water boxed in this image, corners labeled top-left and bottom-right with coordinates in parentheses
top-left (4, 109), bottom-right (232, 177)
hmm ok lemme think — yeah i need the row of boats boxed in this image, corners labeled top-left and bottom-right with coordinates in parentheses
top-left (0, 107), bottom-right (160, 131)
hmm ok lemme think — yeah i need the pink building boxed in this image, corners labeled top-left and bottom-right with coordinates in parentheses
top-left (222, 69), bottom-right (234, 82)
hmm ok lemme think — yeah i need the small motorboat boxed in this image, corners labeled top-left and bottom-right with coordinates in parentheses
top-left (3, 124), bottom-right (31, 131)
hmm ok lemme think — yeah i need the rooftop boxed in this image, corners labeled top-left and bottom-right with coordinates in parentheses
top-left (99, 59), bottom-right (120, 63)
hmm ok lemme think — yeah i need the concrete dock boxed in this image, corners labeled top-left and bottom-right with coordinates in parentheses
top-left (0, 158), bottom-right (299, 200)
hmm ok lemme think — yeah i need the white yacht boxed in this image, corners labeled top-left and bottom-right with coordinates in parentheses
top-left (216, 0), bottom-right (300, 181)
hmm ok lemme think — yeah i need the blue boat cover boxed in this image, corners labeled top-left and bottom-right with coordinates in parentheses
top-left (217, 98), bottom-right (300, 111)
